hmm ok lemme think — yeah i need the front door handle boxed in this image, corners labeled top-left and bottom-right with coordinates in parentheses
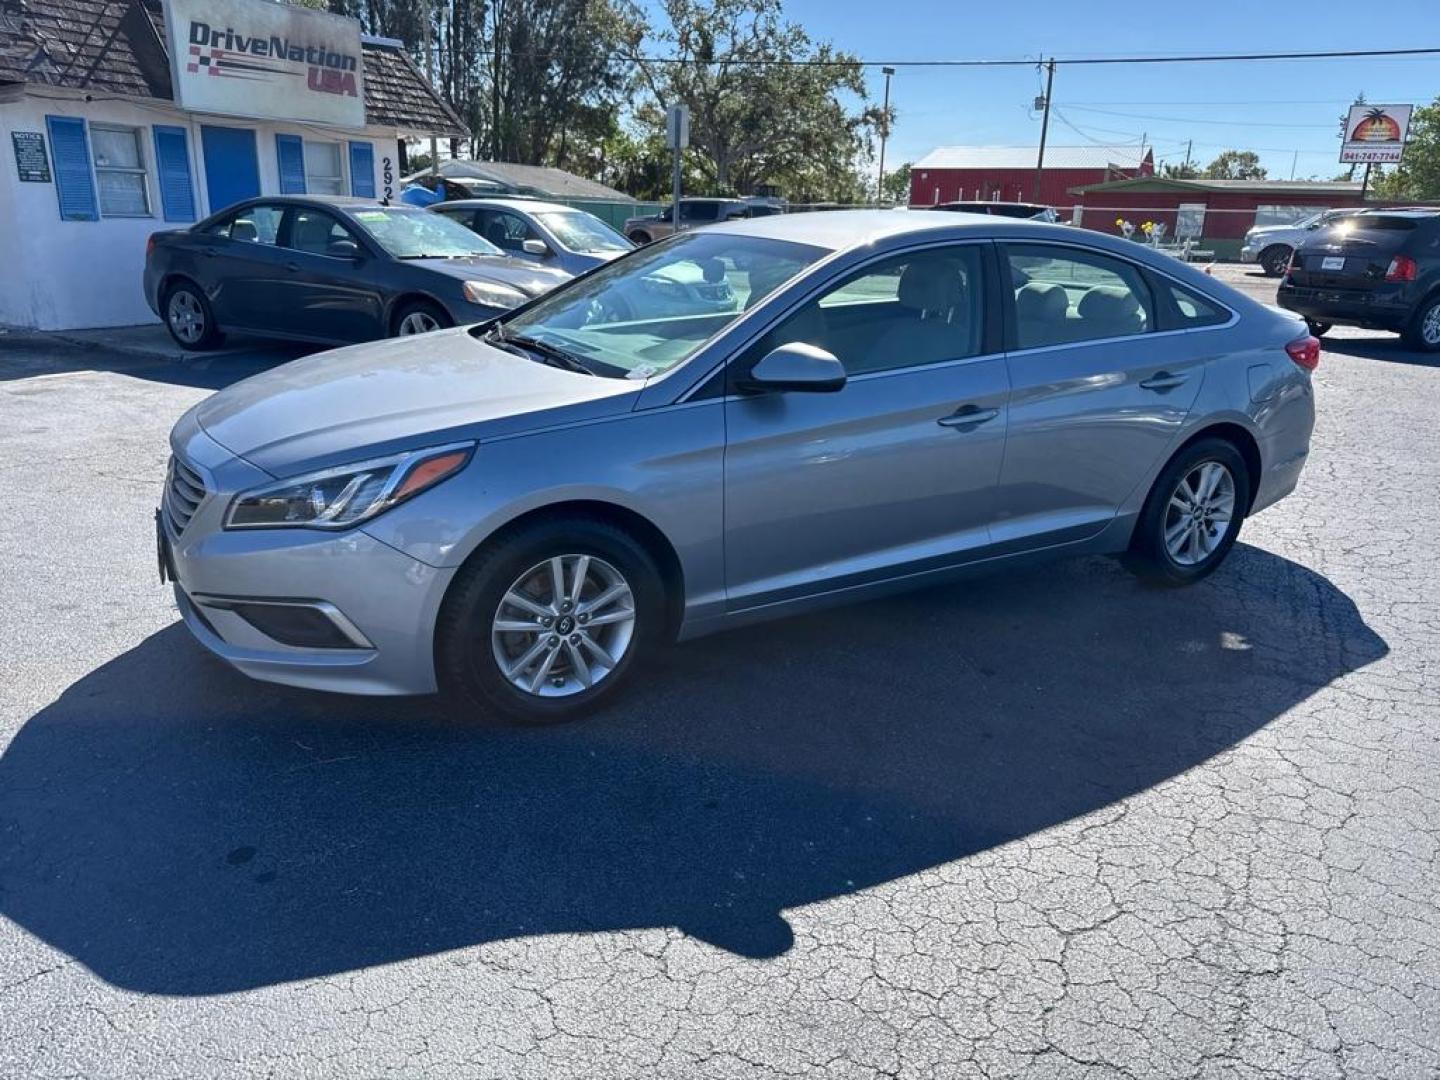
top-left (284, 261), bottom-right (301, 273)
top-left (938, 406), bottom-right (1000, 428)
top-left (1139, 371), bottom-right (1189, 391)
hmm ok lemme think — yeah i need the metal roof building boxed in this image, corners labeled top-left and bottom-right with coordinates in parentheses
top-left (909, 144), bottom-right (1155, 208)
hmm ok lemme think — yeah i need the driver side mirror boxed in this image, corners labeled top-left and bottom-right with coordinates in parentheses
top-left (327, 238), bottom-right (362, 260)
top-left (735, 342), bottom-right (847, 394)
top-left (522, 238), bottom-right (550, 257)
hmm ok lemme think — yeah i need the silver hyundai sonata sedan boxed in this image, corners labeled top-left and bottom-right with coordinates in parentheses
top-left (157, 211), bottom-right (1318, 722)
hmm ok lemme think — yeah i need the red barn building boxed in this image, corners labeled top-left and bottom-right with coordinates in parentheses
top-left (909, 144), bottom-right (1153, 208)
top-left (1068, 178), bottom-right (1367, 259)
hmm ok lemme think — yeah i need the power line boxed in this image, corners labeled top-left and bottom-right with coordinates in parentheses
top-left (619, 45), bottom-right (1440, 68)
top-left (1064, 105), bottom-right (1340, 130)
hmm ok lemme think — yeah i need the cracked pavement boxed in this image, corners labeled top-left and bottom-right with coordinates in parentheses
top-left (2, 267), bottom-right (1438, 1078)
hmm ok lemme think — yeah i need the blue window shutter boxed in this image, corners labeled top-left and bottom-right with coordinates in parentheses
top-left (151, 126), bottom-right (196, 223)
top-left (275, 134), bottom-right (306, 194)
top-left (45, 115), bottom-right (98, 221)
top-left (348, 141), bottom-right (376, 198)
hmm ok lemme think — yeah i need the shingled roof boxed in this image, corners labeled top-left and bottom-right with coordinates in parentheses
top-left (0, 0), bottom-right (467, 137)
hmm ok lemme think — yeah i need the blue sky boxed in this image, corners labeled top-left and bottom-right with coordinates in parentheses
top-left (779, 0), bottom-right (1440, 179)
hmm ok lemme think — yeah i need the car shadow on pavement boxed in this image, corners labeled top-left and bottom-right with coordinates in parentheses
top-left (0, 545), bottom-right (1386, 994)
top-left (0, 338), bottom-right (313, 387)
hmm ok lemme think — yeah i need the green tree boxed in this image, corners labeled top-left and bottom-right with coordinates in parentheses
top-left (636, 0), bottom-right (880, 200)
top-left (1374, 97), bottom-right (1440, 200)
top-left (880, 162), bottom-right (912, 204)
top-left (1160, 160), bottom-right (1200, 180)
top-left (1203, 150), bottom-right (1267, 181)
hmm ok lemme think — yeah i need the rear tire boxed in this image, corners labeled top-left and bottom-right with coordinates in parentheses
top-left (1400, 295), bottom-right (1440, 352)
top-left (162, 280), bottom-right (224, 350)
top-left (392, 299), bottom-right (453, 337)
top-left (435, 517), bottom-right (666, 724)
top-left (1123, 438), bottom-right (1251, 587)
top-left (1305, 319), bottom-right (1332, 338)
top-left (1259, 245), bottom-right (1292, 277)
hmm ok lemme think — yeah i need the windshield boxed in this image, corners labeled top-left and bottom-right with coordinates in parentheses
top-left (490, 231), bottom-right (827, 379)
top-left (537, 211), bottom-right (631, 253)
top-left (351, 207), bottom-right (502, 258)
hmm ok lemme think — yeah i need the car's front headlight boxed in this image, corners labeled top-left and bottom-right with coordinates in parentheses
top-left (226, 443), bottom-right (473, 530)
top-left (463, 280), bottom-right (528, 308)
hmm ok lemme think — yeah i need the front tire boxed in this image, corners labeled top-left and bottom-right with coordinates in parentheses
top-left (435, 517), bottom-right (665, 724)
top-left (1124, 438), bottom-right (1251, 586)
top-left (628, 230), bottom-right (653, 245)
top-left (1259, 245), bottom-right (1292, 277)
top-left (392, 299), bottom-right (453, 337)
top-left (1401, 295), bottom-right (1440, 352)
top-left (162, 280), bottom-right (223, 350)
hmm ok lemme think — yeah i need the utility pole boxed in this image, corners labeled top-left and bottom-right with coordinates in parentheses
top-left (876, 66), bottom-right (895, 204)
top-left (425, 5), bottom-right (438, 177)
top-left (1033, 58), bottom-right (1055, 203)
top-left (666, 105), bottom-right (689, 230)
top-left (1290, 150), bottom-right (1298, 180)
top-left (1183, 139), bottom-right (1193, 173)
top-left (1361, 161), bottom-right (1373, 200)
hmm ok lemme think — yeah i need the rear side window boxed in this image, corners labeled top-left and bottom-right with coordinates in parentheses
top-left (1160, 281), bottom-right (1230, 329)
top-left (1353, 215), bottom-right (1419, 232)
top-left (681, 202), bottom-right (720, 222)
top-left (1005, 244), bottom-right (1152, 349)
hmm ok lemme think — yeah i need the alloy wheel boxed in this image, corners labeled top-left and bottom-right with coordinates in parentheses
top-left (490, 555), bottom-right (637, 697)
top-left (1163, 461), bottom-right (1236, 567)
top-left (1423, 302), bottom-right (1440, 347)
top-left (398, 311), bottom-right (440, 336)
top-left (168, 291), bottom-right (205, 344)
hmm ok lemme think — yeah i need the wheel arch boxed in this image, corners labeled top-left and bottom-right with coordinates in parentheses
top-left (1173, 421), bottom-right (1263, 513)
top-left (444, 498), bottom-right (687, 640)
top-left (386, 291), bottom-right (452, 335)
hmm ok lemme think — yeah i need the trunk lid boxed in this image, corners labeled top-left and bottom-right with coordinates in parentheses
top-left (1289, 215), bottom-right (1418, 289)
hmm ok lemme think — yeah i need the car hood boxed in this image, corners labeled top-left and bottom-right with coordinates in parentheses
top-left (1247, 223), bottom-right (1302, 240)
top-left (408, 255), bottom-right (571, 296)
top-left (192, 328), bottom-right (639, 476)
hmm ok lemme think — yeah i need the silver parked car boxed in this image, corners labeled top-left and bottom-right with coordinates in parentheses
top-left (1241, 208), bottom-right (1364, 277)
top-left (157, 212), bottom-right (1318, 722)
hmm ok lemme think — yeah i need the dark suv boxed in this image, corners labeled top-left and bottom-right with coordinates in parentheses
top-left (1277, 209), bottom-right (1440, 351)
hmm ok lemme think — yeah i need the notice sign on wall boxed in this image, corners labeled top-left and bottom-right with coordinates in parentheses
top-left (12, 131), bottom-right (51, 182)
top-left (163, 0), bottom-right (366, 128)
top-left (1340, 104), bottom-right (1413, 164)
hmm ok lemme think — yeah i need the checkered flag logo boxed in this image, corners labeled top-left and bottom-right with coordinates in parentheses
top-left (186, 44), bottom-right (224, 75)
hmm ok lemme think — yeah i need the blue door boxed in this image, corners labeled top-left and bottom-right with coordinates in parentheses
top-left (200, 125), bottom-right (260, 216)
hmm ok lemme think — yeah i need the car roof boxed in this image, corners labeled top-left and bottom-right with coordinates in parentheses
top-left (709, 207), bottom-right (1020, 250)
top-left (436, 197), bottom-right (585, 214)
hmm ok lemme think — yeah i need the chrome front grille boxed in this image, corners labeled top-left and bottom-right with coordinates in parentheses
top-left (163, 454), bottom-right (207, 534)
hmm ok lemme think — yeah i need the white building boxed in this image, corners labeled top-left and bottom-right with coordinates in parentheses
top-left (0, 0), bottom-right (465, 329)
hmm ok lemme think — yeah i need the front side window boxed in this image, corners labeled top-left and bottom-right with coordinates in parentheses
top-left (680, 201), bottom-right (720, 222)
top-left (1006, 244), bottom-right (1152, 349)
top-left (491, 231), bottom-right (827, 379)
top-left (286, 209), bottom-right (361, 257)
top-left (303, 141), bottom-right (344, 195)
top-left (91, 125), bottom-right (149, 216)
top-left (477, 209), bottom-right (535, 252)
top-left (348, 207), bottom-right (502, 258)
top-left (749, 245), bottom-right (986, 377)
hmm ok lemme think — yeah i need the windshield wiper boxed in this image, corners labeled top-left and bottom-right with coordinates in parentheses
top-left (486, 328), bottom-right (595, 375)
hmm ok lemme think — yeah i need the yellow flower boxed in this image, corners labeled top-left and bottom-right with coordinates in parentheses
top-left (1115, 217), bottom-right (1124, 226)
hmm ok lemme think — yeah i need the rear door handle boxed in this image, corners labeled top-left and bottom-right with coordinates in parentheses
top-left (1139, 371), bottom-right (1189, 391)
top-left (938, 406), bottom-right (1000, 428)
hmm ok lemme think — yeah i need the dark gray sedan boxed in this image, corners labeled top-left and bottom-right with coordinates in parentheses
top-left (143, 196), bottom-right (573, 350)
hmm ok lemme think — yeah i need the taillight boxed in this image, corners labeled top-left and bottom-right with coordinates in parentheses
top-left (1286, 250), bottom-right (1303, 278)
top-left (145, 235), bottom-right (155, 259)
top-left (1385, 255), bottom-right (1417, 282)
top-left (1286, 334), bottom-right (1321, 371)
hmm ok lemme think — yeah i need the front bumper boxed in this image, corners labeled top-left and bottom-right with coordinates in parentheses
top-left (161, 417), bottom-right (455, 696)
top-left (1239, 243), bottom-right (1261, 263)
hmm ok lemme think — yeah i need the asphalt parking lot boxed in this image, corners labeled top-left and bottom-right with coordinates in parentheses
top-left (2, 265), bottom-right (1438, 1078)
